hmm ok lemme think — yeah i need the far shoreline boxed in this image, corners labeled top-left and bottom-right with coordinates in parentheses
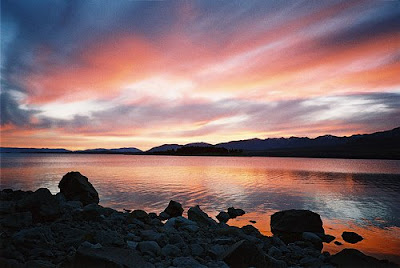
top-left (1, 151), bottom-right (400, 160)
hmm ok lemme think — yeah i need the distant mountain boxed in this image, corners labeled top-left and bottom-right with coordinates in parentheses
top-left (216, 127), bottom-right (400, 153)
top-left (0, 147), bottom-right (71, 153)
top-left (77, 147), bottom-right (142, 153)
top-left (147, 144), bottom-right (182, 153)
top-left (2, 127), bottom-right (399, 159)
top-left (1, 147), bottom-right (142, 154)
top-left (183, 142), bottom-right (213, 147)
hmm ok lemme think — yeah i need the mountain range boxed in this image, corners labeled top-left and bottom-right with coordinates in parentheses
top-left (1, 127), bottom-right (399, 159)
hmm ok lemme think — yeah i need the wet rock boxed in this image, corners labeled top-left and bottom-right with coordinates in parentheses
top-left (74, 246), bottom-right (154, 268)
top-left (161, 244), bottom-right (181, 257)
top-left (188, 205), bottom-right (217, 227)
top-left (341, 231), bottom-right (363, 244)
top-left (321, 234), bottom-right (335, 243)
top-left (163, 200), bottom-right (184, 218)
top-left (227, 207), bottom-right (245, 218)
top-left (58, 171), bottom-right (99, 206)
top-left (0, 211), bottom-right (32, 228)
top-left (138, 241), bottom-right (161, 256)
top-left (271, 209), bottom-right (324, 243)
top-left (216, 211), bottom-right (230, 223)
top-left (331, 248), bottom-right (397, 268)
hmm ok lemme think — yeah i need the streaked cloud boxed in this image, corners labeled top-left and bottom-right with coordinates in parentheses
top-left (1, 0), bottom-right (399, 150)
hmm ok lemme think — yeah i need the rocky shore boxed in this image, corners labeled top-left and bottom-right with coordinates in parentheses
top-left (0, 172), bottom-right (397, 268)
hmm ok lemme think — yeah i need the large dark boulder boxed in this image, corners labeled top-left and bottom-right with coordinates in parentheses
top-left (331, 248), bottom-right (397, 268)
top-left (58, 172), bottom-right (99, 206)
top-left (163, 200), bottom-right (183, 218)
top-left (270, 209), bottom-right (324, 243)
top-left (341, 231), bottom-right (363, 244)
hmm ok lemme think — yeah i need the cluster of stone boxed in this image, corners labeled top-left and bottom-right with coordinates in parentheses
top-left (0, 172), bottom-right (396, 268)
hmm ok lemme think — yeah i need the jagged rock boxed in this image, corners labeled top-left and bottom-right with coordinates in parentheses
top-left (271, 209), bottom-right (324, 243)
top-left (74, 246), bottom-right (154, 268)
top-left (227, 207), bottom-right (245, 218)
top-left (16, 188), bottom-right (61, 222)
top-left (0, 211), bottom-right (32, 228)
top-left (58, 172), bottom-right (99, 206)
top-left (331, 248), bottom-right (397, 268)
top-left (216, 211), bottom-right (230, 223)
top-left (341, 231), bottom-right (363, 244)
top-left (163, 200), bottom-right (184, 218)
top-left (188, 205), bottom-right (217, 227)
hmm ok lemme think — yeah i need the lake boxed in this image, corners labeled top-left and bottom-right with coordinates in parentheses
top-left (1, 153), bottom-right (400, 263)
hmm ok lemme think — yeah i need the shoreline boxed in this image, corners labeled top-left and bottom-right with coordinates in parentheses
top-left (0, 172), bottom-right (398, 267)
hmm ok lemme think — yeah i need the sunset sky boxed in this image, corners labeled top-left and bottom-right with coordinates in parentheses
top-left (1, 0), bottom-right (399, 150)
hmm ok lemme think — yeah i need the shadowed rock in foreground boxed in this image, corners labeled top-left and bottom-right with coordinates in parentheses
top-left (0, 172), bottom-right (397, 268)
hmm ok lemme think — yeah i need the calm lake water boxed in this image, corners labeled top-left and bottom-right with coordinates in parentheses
top-left (1, 153), bottom-right (400, 262)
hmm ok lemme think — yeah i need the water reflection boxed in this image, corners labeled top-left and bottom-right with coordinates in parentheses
top-left (1, 154), bottom-right (400, 262)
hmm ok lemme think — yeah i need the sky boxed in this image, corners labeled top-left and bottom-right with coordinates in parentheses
top-left (1, 0), bottom-right (399, 150)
